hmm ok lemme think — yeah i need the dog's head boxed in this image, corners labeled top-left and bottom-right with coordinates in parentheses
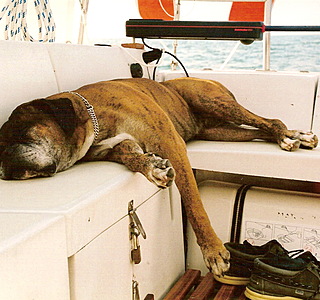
top-left (0, 98), bottom-right (77, 180)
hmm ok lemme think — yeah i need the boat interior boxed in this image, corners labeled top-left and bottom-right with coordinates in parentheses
top-left (0, 0), bottom-right (319, 299)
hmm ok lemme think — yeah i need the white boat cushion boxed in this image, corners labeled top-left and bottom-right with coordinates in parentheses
top-left (0, 41), bottom-right (58, 126)
top-left (162, 70), bottom-right (318, 131)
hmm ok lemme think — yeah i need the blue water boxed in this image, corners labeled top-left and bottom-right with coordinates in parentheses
top-left (109, 34), bottom-right (320, 72)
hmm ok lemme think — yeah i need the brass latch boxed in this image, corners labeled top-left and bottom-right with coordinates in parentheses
top-left (132, 280), bottom-right (140, 300)
top-left (128, 200), bottom-right (147, 264)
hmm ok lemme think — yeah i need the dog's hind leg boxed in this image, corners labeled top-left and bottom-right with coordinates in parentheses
top-left (198, 108), bottom-right (318, 150)
top-left (198, 125), bottom-right (318, 150)
top-left (164, 78), bottom-right (318, 150)
top-left (196, 123), bottom-right (274, 142)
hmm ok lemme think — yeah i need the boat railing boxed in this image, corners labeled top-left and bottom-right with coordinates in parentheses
top-left (176, 0), bottom-right (271, 71)
top-left (174, 0), bottom-right (320, 71)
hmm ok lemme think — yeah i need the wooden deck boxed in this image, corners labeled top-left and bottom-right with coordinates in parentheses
top-left (163, 269), bottom-right (247, 300)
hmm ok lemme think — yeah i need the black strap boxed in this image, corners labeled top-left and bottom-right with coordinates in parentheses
top-left (230, 184), bottom-right (252, 243)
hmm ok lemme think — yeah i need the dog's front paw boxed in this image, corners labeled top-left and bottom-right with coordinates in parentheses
top-left (147, 153), bottom-right (176, 188)
top-left (201, 242), bottom-right (230, 276)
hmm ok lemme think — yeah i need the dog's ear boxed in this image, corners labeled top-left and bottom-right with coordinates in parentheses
top-left (31, 98), bottom-right (77, 137)
top-left (0, 140), bottom-right (4, 159)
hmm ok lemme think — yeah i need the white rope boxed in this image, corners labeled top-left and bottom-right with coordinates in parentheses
top-left (0, 0), bottom-right (55, 42)
top-left (158, 0), bottom-right (174, 18)
top-left (77, 0), bottom-right (89, 44)
top-left (219, 41), bottom-right (241, 70)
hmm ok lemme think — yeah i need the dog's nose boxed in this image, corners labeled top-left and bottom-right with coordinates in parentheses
top-left (40, 162), bottom-right (57, 177)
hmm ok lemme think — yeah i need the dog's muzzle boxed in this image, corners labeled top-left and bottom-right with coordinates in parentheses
top-left (0, 144), bottom-right (57, 180)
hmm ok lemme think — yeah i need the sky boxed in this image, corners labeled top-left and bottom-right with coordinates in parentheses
top-left (86, 0), bottom-right (320, 39)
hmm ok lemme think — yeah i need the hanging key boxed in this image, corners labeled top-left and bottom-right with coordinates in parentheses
top-left (130, 223), bottom-right (142, 264)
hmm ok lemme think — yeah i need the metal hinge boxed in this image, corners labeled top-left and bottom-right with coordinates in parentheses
top-left (128, 200), bottom-right (147, 264)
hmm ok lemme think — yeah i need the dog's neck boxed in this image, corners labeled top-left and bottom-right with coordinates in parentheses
top-left (69, 91), bottom-right (100, 141)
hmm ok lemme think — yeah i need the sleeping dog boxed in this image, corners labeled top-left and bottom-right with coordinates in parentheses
top-left (0, 77), bottom-right (317, 275)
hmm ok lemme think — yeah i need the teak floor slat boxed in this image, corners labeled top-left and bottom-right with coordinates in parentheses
top-left (163, 269), bottom-right (201, 300)
top-left (163, 269), bottom-right (246, 300)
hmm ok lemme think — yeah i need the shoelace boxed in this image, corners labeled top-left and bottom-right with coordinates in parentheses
top-left (287, 249), bottom-right (305, 259)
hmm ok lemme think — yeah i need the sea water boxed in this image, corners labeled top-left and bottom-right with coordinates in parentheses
top-left (153, 34), bottom-right (320, 72)
top-left (109, 34), bottom-right (320, 73)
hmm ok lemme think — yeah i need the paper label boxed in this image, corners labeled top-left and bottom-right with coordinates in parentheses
top-left (245, 220), bottom-right (320, 258)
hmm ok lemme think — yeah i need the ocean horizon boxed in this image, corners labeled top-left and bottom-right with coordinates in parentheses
top-left (106, 34), bottom-right (320, 73)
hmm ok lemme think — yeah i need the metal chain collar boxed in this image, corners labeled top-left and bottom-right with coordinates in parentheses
top-left (69, 91), bottom-right (100, 140)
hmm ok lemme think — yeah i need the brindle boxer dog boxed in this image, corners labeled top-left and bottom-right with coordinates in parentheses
top-left (0, 77), bottom-right (318, 275)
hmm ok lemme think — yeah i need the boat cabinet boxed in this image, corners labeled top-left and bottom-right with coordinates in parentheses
top-left (0, 162), bottom-right (185, 300)
top-left (68, 174), bottom-right (185, 299)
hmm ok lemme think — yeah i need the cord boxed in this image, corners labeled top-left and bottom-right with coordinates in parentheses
top-left (142, 38), bottom-right (189, 79)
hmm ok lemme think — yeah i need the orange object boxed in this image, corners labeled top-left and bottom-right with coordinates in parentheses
top-left (229, 1), bottom-right (274, 22)
top-left (137, 0), bottom-right (174, 21)
top-left (121, 43), bottom-right (144, 50)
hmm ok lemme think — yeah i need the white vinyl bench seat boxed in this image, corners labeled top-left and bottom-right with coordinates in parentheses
top-left (0, 162), bottom-right (157, 256)
top-left (187, 140), bottom-right (320, 182)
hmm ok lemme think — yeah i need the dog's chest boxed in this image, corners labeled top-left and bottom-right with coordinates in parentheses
top-left (95, 133), bottom-right (136, 149)
top-left (78, 132), bottom-right (95, 160)
top-left (84, 133), bottom-right (138, 159)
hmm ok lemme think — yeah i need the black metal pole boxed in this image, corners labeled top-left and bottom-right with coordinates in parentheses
top-left (265, 25), bottom-right (320, 32)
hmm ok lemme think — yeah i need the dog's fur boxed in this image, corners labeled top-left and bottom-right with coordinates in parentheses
top-left (0, 77), bottom-right (318, 275)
